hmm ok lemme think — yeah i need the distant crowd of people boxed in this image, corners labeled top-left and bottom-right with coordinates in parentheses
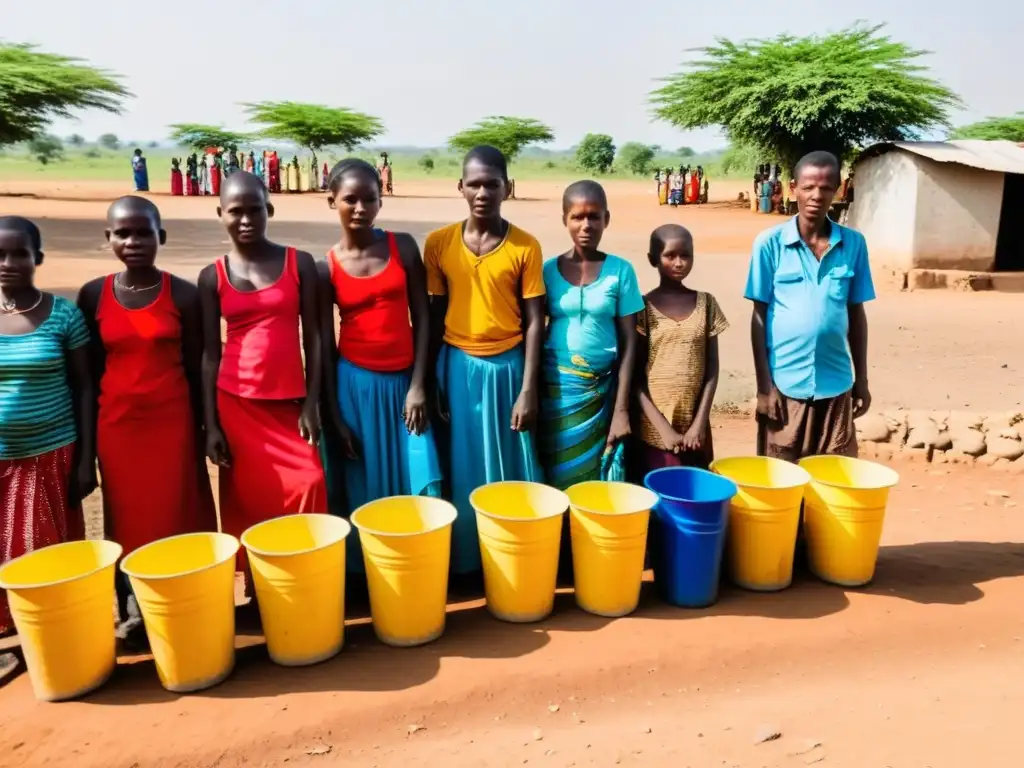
top-left (655, 166), bottom-right (708, 206)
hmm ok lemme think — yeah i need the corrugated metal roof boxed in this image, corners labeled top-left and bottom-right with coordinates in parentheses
top-left (857, 140), bottom-right (1024, 175)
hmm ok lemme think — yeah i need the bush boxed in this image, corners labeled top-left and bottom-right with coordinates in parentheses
top-left (27, 134), bottom-right (63, 165)
top-left (84, 148), bottom-right (101, 159)
top-left (418, 155), bottom-right (435, 172)
top-left (575, 133), bottom-right (616, 174)
top-left (98, 133), bottom-right (120, 150)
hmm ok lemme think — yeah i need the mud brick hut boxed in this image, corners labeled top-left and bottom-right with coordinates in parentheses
top-left (849, 140), bottom-right (1024, 290)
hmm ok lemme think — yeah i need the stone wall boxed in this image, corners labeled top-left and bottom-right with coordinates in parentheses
top-left (856, 410), bottom-right (1024, 469)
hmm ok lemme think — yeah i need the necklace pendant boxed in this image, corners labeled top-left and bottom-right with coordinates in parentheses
top-left (0, 298), bottom-right (15, 313)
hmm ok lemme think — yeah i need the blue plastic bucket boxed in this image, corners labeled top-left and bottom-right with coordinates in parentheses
top-left (644, 467), bottom-right (738, 608)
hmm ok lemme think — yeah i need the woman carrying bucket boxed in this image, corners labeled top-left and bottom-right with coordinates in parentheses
top-left (634, 223), bottom-right (728, 475)
top-left (77, 196), bottom-right (217, 647)
top-left (318, 158), bottom-right (443, 573)
top-left (539, 180), bottom-right (644, 489)
top-left (0, 216), bottom-right (96, 636)
top-left (198, 172), bottom-right (327, 592)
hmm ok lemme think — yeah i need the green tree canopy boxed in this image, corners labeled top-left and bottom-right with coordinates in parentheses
top-left (0, 44), bottom-right (129, 148)
top-left (448, 116), bottom-right (555, 162)
top-left (950, 113), bottom-right (1024, 142)
top-left (650, 23), bottom-right (960, 172)
top-left (66, 133), bottom-right (85, 147)
top-left (575, 133), bottom-right (616, 174)
top-left (169, 123), bottom-right (249, 152)
top-left (677, 146), bottom-right (696, 158)
top-left (98, 133), bottom-right (120, 150)
top-left (27, 134), bottom-right (63, 165)
top-left (617, 142), bottom-right (656, 175)
top-left (244, 101), bottom-right (383, 153)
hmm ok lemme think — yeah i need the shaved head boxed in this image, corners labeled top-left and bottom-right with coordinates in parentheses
top-left (220, 171), bottom-right (268, 204)
top-left (650, 223), bottom-right (692, 257)
top-left (562, 180), bottom-right (608, 213)
top-left (107, 195), bottom-right (162, 227)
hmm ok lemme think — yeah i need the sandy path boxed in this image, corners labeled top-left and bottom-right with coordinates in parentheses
top-left (2, 419), bottom-right (1023, 767)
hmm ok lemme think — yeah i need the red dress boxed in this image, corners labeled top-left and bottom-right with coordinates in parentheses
top-left (214, 249), bottom-right (326, 560)
top-left (211, 165), bottom-right (222, 196)
top-left (95, 275), bottom-right (216, 554)
top-left (170, 169), bottom-right (184, 196)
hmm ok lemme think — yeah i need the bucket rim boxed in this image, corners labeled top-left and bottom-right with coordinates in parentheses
top-left (797, 455), bottom-right (900, 490)
top-left (120, 532), bottom-right (240, 580)
top-left (470, 480), bottom-right (569, 522)
top-left (0, 539), bottom-right (123, 591)
top-left (350, 495), bottom-right (458, 537)
top-left (643, 466), bottom-right (739, 504)
top-left (240, 513), bottom-right (352, 558)
top-left (565, 480), bottom-right (660, 517)
top-left (709, 456), bottom-right (811, 491)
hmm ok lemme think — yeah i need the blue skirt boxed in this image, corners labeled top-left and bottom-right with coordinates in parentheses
top-left (321, 359), bottom-right (442, 573)
top-left (436, 344), bottom-right (543, 574)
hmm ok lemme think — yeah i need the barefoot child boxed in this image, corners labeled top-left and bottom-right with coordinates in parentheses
top-left (78, 197), bottom-right (217, 644)
top-left (0, 217), bottom-right (95, 635)
top-left (426, 145), bottom-right (545, 578)
top-left (198, 172), bottom-right (326, 584)
top-left (318, 159), bottom-right (442, 573)
top-left (634, 224), bottom-right (728, 476)
top-left (539, 180), bottom-right (643, 489)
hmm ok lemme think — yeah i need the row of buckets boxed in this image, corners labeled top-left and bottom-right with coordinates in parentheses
top-left (0, 455), bottom-right (899, 702)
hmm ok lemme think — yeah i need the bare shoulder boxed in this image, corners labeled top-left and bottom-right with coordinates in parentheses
top-left (293, 248), bottom-right (317, 272)
top-left (197, 263), bottom-right (218, 291)
top-left (168, 274), bottom-right (199, 305)
top-left (77, 275), bottom-right (106, 309)
top-left (393, 232), bottom-right (422, 264)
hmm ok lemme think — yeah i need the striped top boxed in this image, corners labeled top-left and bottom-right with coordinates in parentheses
top-left (637, 292), bottom-right (728, 449)
top-left (0, 296), bottom-right (90, 460)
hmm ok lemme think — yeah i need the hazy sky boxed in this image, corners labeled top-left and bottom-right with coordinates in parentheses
top-left (7, 1), bottom-right (1021, 150)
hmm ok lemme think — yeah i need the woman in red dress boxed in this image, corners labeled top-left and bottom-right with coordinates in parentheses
top-left (198, 172), bottom-right (326, 588)
top-left (78, 196), bottom-right (216, 645)
top-left (170, 158), bottom-right (184, 196)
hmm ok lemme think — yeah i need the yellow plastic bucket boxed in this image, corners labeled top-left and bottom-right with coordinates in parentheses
top-left (470, 481), bottom-right (569, 622)
top-left (798, 456), bottom-right (900, 587)
top-left (120, 532), bottom-right (239, 692)
top-left (350, 497), bottom-right (457, 647)
top-left (0, 540), bottom-right (122, 702)
top-left (241, 515), bottom-right (351, 666)
top-left (565, 481), bottom-right (659, 617)
top-left (711, 457), bottom-right (810, 591)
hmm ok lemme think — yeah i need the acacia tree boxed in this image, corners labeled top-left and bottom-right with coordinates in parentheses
top-left (448, 117), bottom-right (554, 162)
top-left (650, 24), bottom-right (960, 172)
top-left (575, 133), bottom-right (616, 173)
top-left (951, 113), bottom-right (1024, 142)
top-left (169, 123), bottom-right (249, 152)
top-left (617, 142), bottom-right (656, 175)
top-left (27, 134), bottom-right (63, 165)
top-left (0, 44), bottom-right (128, 149)
top-left (245, 102), bottom-right (383, 153)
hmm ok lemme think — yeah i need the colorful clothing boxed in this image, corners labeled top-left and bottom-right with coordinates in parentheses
top-left (743, 217), bottom-right (875, 401)
top-left (637, 292), bottom-right (729, 450)
top-left (424, 222), bottom-right (545, 356)
top-left (170, 167), bottom-right (184, 196)
top-left (0, 296), bottom-right (90, 460)
top-left (0, 443), bottom-right (83, 633)
top-left (539, 255), bottom-right (643, 489)
top-left (436, 344), bottom-right (542, 574)
top-left (214, 249), bottom-right (326, 566)
top-left (321, 233), bottom-right (442, 572)
top-left (132, 156), bottom-right (149, 192)
top-left (95, 275), bottom-right (216, 555)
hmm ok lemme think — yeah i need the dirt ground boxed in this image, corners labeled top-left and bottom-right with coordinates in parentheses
top-left (2, 179), bottom-right (1024, 767)
top-left (2, 418), bottom-right (1024, 768)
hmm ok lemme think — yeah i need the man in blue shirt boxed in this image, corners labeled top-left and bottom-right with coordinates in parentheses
top-left (744, 151), bottom-right (874, 462)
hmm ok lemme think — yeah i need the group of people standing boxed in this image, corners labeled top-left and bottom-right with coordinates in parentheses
top-left (656, 165), bottom-right (707, 207)
top-left (0, 146), bottom-right (873, 643)
top-left (169, 150), bottom-right (326, 197)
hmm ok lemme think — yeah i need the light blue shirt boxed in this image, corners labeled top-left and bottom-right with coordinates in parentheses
top-left (744, 216), bottom-right (875, 401)
top-left (543, 254), bottom-right (645, 372)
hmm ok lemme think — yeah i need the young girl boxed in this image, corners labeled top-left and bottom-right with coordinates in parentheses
top-left (0, 216), bottom-right (95, 635)
top-left (78, 197), bottom-right (216, 640)
top-left (634, 224), bottom-right (728, 475)
top-left (540, 180), bottom-right (643, 489)
top-left (198, 172), bottom-right (326, 583)
top-left (318, 159), bottom-right (442, 572)
top-left (426, 145), bottom-right (545, 578)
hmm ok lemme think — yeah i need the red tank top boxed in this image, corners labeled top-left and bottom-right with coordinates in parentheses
top-left (96, 273), bottom-right (189, 422)
top-left (216, 247), bottom-right (306, 399)
top-left (328, 232), bottom-right (415, 372)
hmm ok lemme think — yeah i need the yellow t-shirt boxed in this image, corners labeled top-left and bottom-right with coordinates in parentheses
top-left (424, 221), bottom-right (546, 356)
